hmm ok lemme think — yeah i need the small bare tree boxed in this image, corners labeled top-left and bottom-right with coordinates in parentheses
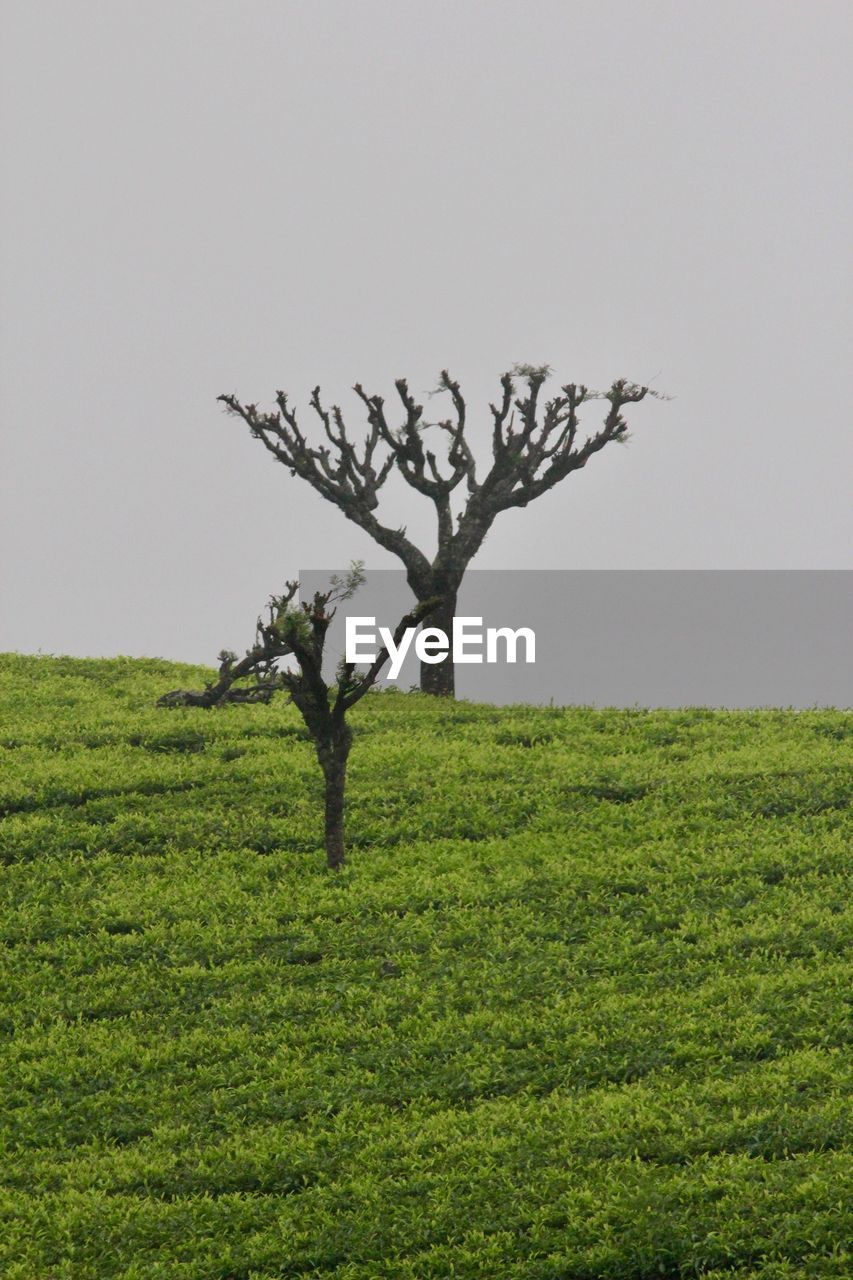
top-left (159, 567), bottom-right (439, 868)
top-left (219, 365), bottom-right (660, 697)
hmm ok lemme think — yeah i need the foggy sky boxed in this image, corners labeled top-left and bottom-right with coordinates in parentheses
top-left (1, 0), bottom-right (851, 662)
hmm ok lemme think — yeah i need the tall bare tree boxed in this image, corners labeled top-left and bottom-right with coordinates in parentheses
top-left (219, 365), bottom-right (657, 696)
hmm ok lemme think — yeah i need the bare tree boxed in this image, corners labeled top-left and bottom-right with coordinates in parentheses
top-left (219, 365), bottom-right (659, 697)
top-left (159, 567), bottom-right (439, 868)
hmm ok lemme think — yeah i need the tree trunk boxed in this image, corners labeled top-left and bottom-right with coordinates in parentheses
top-left (419, 590), bottom-right (457, 698)
top-left (318, 729), bottom-right (352, 869)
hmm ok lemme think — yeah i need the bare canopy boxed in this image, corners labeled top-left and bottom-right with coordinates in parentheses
top-left (220, 366), bottom-right (657, 695)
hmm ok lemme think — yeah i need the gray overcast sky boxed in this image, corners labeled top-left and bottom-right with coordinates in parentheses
top-left (1, 0), bottom-right (851, 662)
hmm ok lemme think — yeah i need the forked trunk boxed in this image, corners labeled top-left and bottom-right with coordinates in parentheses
top-left (419, 591), bottom-right (457, 698)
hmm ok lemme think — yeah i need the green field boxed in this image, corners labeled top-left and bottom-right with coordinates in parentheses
top-left (0, 653), bottom-right (850, 1279)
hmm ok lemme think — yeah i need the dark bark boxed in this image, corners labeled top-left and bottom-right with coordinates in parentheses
top-left (417, 590), bottom-right (458, 697)
top-left (317, 726), bottom-right (352, 869)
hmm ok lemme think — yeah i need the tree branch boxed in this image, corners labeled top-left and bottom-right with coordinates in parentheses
top-left (220, 368), bottom-right (657, 600)
top-left (218, 391), bottom-right (430, 582)
top-left (334, 595), bottom-right (443, 714)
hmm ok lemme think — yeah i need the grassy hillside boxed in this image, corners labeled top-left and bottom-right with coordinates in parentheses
top-left (0, 653), bottom-right (850, 1279)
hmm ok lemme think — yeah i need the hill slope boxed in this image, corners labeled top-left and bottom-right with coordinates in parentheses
top-left (0, 654), bottom-right (850, 1279)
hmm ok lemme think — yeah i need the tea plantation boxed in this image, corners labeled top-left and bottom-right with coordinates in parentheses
top-left (0, 653), bottom-right (850, 1279)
